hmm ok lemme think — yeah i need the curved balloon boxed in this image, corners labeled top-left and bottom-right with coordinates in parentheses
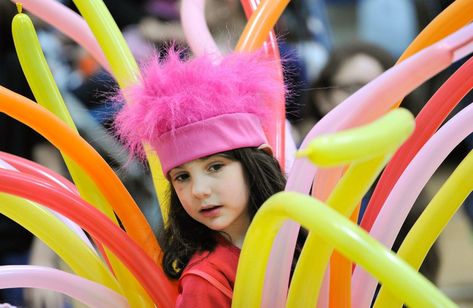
top-left (286, 109), bottom-right (414, 307)
top-left (360, 0), bottom-right (473, 231)
top-left (71, 0), bottom-right (138, 88)
top-left (71, 0), bottom-right (172, 239)
top-left (0, 156), bottom-right (93, 251)
top-left (12, 11), bottom-right (152, 303)
top-left (360, 50), bottom-right (473, 234)
top-left (0, 152), bottom-right (77, 194)
top-left (233, 192), bottom-right (455, 308)
top-left (331, 0), bottom-right (473, 235)
top-left (0, 193), bottom-right (120, 294)
top-left (329, 205), bottom-right (360, 308)
top-left (0, 169), bottom-right (176, 307)
top-left (180, 0), bottom-right (287, 174)
top-left (395, 0), bottom-right (473, 76)
top-left (0, 266), bottom-right (128, 308)
top-left (180, 0), bottom-right (221, 59)
top-left (329, 251), bottom-right (351, 308)
top-left (352, 102), bottom-right (473, 307)
top-left (0, 85), bottom-right (161, 266)
top-left (268, 23), bottom-right (473, 306)
top-left (297, 109), bottom-right (415, 166)
top-left (239, 0), bottom-right (286, 174)
top-left (240, 0), bottom-right (281, 59)
top-left (374, 149), bottom-right (473, 307)
top-left (9, 0), bottom-right (109, 71)
top-left (235, 0), bottom-right (289, 52)
top-left (233, 1), bottom-right (288, 303)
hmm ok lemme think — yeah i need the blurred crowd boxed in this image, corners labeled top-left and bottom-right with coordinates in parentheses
top-left (0, 0), bottom-right (470, 306)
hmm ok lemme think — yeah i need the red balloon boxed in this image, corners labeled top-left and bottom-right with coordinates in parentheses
top-left (0, 151), bottom-right (114, 267)
top-left (360, 56), bottom-right (473, 231)
top-left (0, 169), bottom-right (177, 307)
top-left (0, 151), bottom-right (77, 194)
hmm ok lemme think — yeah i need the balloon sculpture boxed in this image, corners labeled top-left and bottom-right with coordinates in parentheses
top-left (0, 0), bottom-right (471, 307)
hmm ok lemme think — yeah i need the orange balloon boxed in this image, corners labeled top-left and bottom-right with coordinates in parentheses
top-left (393, 0), bottom-right (473, 108)
top-left (236, 0), bottom-right (289, 52)
top-left (329, 204), bottom-right (360, 308)
top-left (0, 85), bottom-right (161, 262)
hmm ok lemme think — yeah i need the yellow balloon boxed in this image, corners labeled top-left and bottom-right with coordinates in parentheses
top-left (12, 10), bottom-right (154, 306)
top-left (233, 192), bottom-right (455, 308)
top-left (374, 150), bottom-right (473, 308)
top-left (71, 0), bottom-right (171, 227)
top-left (12, 4), bottom-right (118, 228)
top-left (297, 108), bottom-right (415, 166)
top-left (285, 109), bottom-right (415, 307)
top-left (0, 193), bottom-right (121, 293)
top-left (286, 155), bottom-right (387, 307)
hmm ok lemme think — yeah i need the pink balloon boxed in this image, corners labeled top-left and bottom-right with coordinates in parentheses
top-left (0, 265), bottom-right (128, 307)
top-left (267, 23), bottom-right (473, 306)
top-left (12, 0), bottom-right (110, 72)
top-left (0, 170), bottom-right (173, 306)
top-left (180, 0), bottom-right (222, 59)
top-left (351, 102), bottom-right (473, 307)
top-left (0, 155), bottom-right (95, 252)
top-left (0, 151), bottom-right (77, 194)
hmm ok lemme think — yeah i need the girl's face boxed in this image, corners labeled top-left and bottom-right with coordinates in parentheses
top-left (169, 154), bottom-right (250, 244)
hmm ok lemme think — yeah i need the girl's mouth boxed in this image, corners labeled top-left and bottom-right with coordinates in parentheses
top-left (200, 205), bottom-right (222, 217)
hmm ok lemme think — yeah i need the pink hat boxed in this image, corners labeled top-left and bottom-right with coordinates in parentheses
top-left (113, 49), bottom-right (283, 175)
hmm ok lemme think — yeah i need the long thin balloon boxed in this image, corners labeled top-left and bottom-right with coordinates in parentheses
top-left (0, 266), bottom-right (128, 308)
top-left (286, 109), bottom-right (414, 307)
top-left (239, 0), bottom-right (286, 169)
top-left (366, 56), bottom-right (473, 223)
top-left (0, 85), bottom-right (160, 263)
top-left (269, 24), bottom-right (473, 305)
top-left (361, 35), bottom-right (473, 234)
top-left (71, 0), bottom-right (172, 239)
top-left (0, 193), bottom-right (121, 294)
top-left (233, 1), bottom-right (290, 304)
top-left (359, 0), bottom-right (473, 232)
top-left (0, 170), bottom-right (176, 307)
top-left (11, 9), bottom-right (152, 305)
top-left (352, 102), bottom-right (473, 307)
top-left (374, 149), bottom-right (473, 307)
top-left (0, 152), bottom-right (77, 194)
top-left (9, 0), bottom-right (109, 71)
top-left (180, 0), bottom-right (221, 59)
top-left (0, 157), bottom-right (93, 251)
top-left (235, 0), bottom-right (289, 52)
top-left (233, 192), bottom-right (455, 307)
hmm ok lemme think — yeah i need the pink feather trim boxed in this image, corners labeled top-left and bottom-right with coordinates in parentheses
top-left (113, 49), bottom-right (284, 160)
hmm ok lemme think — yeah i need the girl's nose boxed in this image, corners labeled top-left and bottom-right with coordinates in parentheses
top-left (191, 178), bottom-right (212, 199)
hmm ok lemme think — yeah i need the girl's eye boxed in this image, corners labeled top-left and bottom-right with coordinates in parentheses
top-left (208, 163), bottom-right (224, 172)
top-left (173, 173), bottom-right (189, 183)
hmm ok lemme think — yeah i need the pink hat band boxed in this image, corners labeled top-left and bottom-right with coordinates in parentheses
top-left (154, 113), bottom-right (267, 175)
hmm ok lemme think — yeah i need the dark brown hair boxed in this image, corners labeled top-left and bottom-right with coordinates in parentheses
top-left (160, 147), bottom-right (286, 279)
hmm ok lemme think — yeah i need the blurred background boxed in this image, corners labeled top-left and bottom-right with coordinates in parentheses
top-left (0, 0), bottom-right (471, 306)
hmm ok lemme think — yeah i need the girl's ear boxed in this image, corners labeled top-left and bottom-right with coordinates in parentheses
top-left (258, 143), bottom-right (273, 155)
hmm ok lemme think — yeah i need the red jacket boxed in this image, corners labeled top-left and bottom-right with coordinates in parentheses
top-left (176, 237), bottom-right (240, 307)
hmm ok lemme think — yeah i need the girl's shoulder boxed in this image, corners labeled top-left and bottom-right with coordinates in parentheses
top-left (181, 236), bottom-right (240, 285)
top-left (187, 237), bottom-right (240, 272)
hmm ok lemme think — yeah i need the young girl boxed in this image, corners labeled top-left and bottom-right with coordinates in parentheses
top-left (113, 49), bottom-right (286, 306)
